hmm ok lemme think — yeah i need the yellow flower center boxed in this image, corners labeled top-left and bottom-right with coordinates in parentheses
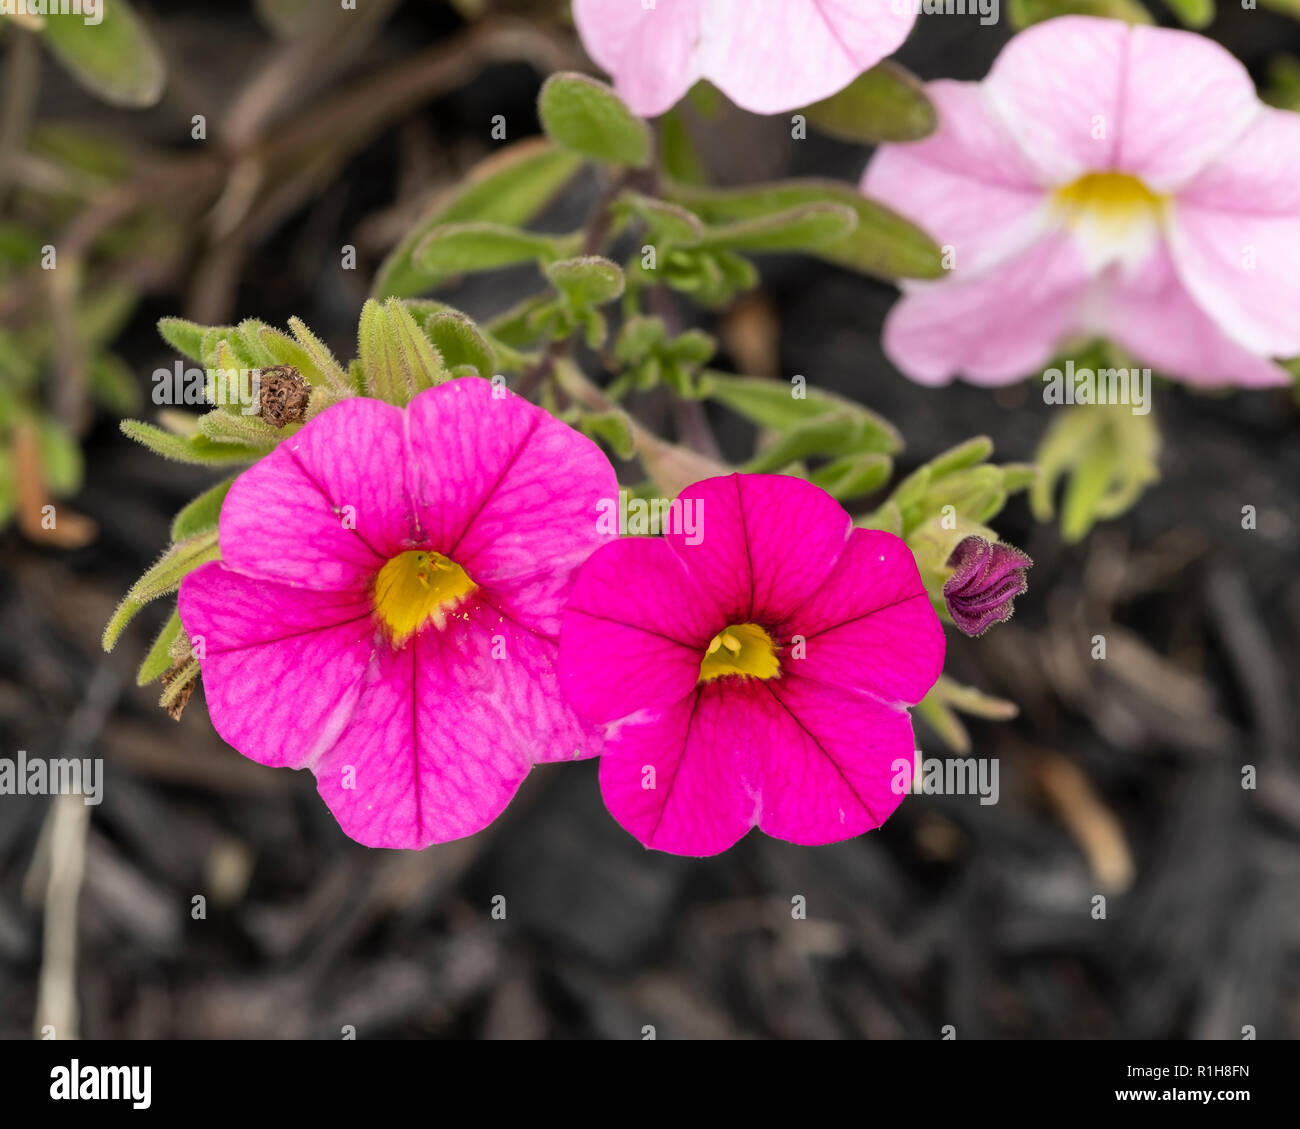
top-left (699, 623), bottom-right (780, 683)
top-left (373, 550), bottom-right (476, 645)
top-left (1052, 171), bottom-right (1166, 238)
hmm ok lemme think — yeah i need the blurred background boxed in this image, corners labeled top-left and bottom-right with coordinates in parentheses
top-left (2, 1), bottom-right (1299, 1039)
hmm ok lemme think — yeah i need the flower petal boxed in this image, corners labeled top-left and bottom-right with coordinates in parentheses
top-left (572, 0), bottom-right (704, 117)
top-left (1097, 242), bottom-right (1292, 388)
top-left (776, 528), bottom-right (944, 705)
top-left (757, 676), bottom-right (915, 845)
top-left (315, 597), bottom-right (598, 849)
top-left (884, 230), bottom-right (1089, 385)
top-left (178, 562), bottom-right (376, 768)
top-left (598, 684), bottom-right (760, 856)
top-left (984, 17), bottom-right (1259, 191)
top-left (1166, 109), bottom-right (1300, 359)
top-left (218, 398), bottom-right (406, 591)
top-left (701, 0), bottom-right (916, 115)
top-left (405, 378), bottom-right (618, 636)
top-left (665, 473), bottom-right (852, 625)
top-left (861, 80), bottom-right (1050, 276)
top-left (1111, 24), bottom-right (1261, 192)
top-left (560, 537), bottom-right (719, 724)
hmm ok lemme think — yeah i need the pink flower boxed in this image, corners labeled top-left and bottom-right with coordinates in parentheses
top-left (861, 16), bottom-right (1299, 389)
top-left (558, 473), bottom-right (945, 856)
top-left (178, 378), bottom-right (617, 849)
top-left (572, 0), bottom-right (917, 117)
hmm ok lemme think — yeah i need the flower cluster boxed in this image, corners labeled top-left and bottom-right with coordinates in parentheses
top-left (106, 8), bottom-right (1296, 859)
top-left (174, 381), bottom-right (948, 855)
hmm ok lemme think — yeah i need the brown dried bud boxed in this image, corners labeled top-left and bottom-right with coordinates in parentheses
top-left (160, 663), bottom-right (197, 722)
top-left (256, 365), bottom-right (311, 428)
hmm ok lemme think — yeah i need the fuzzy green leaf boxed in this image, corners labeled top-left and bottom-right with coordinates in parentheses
top-left (803, 61), bottom-right (936, 143)
top-left (40, 1), bottom-right (165, 108)
top-left (156, 318), bottom-right (208, 364)
top-left (137, 608), bottom-right (182, 686)
top-left (700, 372), bottom-right (903, 452)
top-left (120, 419), bottom-right (268, 466)
top-left (413, 222), bottom-right (574, 275)
top-left (666, 178), bottom-right (944, 280)
top-left (170, 477), bottom-right (235, 541)
top-left (372, 140), bottom-right (584, 298)
top-left (358, 298), bottom-right (448, 405)
top-left (697, 203), bottom-right (858, 254)
top-left (545, 256), bottom-right (626, 310)
top-left (103, 530), bottom-right (219, 650)
top-left (538, 72), bottom-right (651, 168)
top-left (421, 312), bottom-right (495, 378)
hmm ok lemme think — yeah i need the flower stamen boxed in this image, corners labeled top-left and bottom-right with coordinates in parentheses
top-left (699, 623), bottom-right (780, 683)
top-left (373, 549), bottom-right (476, 645)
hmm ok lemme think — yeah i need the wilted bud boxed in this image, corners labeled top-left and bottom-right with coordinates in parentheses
top-left (257, 365), bottom-right (311, 428)
top-left (943, 536), bottom-right (1032, 636)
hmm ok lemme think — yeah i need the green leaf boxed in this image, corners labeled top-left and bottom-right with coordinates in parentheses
top-left (76, 284), bottom-right (137, 350)
top-left (1262, 0), bottom-right (1300, 22)
top-left (545, 256), bottom-right (626, 310)
top-left (234, 319), bottom-right (277, 367)
top-left (697, 203), bottom-right (857, 254)
top-left (137, 608), bottom-right (182, 686)
top-left (36, 417), bottom-right (83, 496)
top-left (196, 410), bottom-right (282, 449)
top-left (171, 477), bottom-right (235, 541)
top-left (744, 411), bottom-right (897, 473)
top-left (1031, 402), bottom-right (1160, 543)
top-left (358, 297), bottom-right (448, 405)
top-left (803, 62), bottom-right (936, 144)
top-left (576, 410), bottom-right (636, 460)
top-left (120, 419), bottom-right (268, 466)
top-left (158, 317), bottom-right (209, 363)
top-left (421, 312), bottom-right (495, 378)
top-left (1163, 0), bottom-right (1214, 25)
top-left (808, 452), bottom-right (893, 500)
top-left (405, 300), bottom-right (528, 372)
top-left (614, 192), bottom-right (705, 247)
top-left (198, 325), bottom-right (239, 371)
top-left (285, 317), bottom-right (353, 395)
top-left (666, 179), bottom-right (944, 280)
top-left (102, 530), bottom-right (220, 650)
top-left (372, 140), bottom-right (584, 298)
top-left (1008, 0), bottom-right (1153, 27)
top-left (859, 499), bottom-right (904, 536)
top-left (89, 353), bottom-right (140, 415)
top-left (538, 72), bottom-right (651, 168)
top-left (927, 436), bottom-right (995, 479)
top-left (40, 1), bottom-right (166, 108)
top-left (413, 222), bottom-right (574, 275)
top-left (659, 107), bottom-right (708, 186)
top-left (699, 372), bottom-right (903, 451)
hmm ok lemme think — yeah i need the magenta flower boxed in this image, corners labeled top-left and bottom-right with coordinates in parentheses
top-left (178, 378), bottom-right (617, 849)
top-left (572, 0), bottom-right (917, 117)
top-left (558, 473), bottom-right (945, 856)
top-left (943, 536), bottom-right (1032, 637)
top-left (861, 16), bottom-right (1299, 389)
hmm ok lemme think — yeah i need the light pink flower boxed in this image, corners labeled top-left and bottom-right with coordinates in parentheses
top-left (558, 473), bottom-right (945, 856)
top-left (862, 16), bottom-right (1299, 389)
top-left (178, 378), bottom-right (617, 850)
top-left (572, 0), bottom-right (917, 117)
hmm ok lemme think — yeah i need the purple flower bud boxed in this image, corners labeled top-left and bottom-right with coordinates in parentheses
top-left (943, 537), bottom-right (1032, 636)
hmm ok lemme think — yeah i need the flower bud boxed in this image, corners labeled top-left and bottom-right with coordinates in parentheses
top-left (943, 536), bottom-right (1032, 636)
